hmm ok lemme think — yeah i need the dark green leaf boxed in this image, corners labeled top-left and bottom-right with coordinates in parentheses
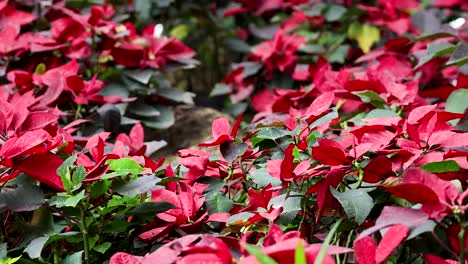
top-left (141, 106), bottom-right (175, 129)
top-left (447, 42), bottom-right (468, 66)
top-left (126, 202), bottom-right (175, 216)
top-left (94, 243), bottom-right (111, 254)
top-left (330, 188), bottom-right (373, 225)
top-left (416, 42), bottom-right (455, 68)
top-left (210, 83), bottom-right (231, 97)
top-left (221, 142), bottom-right (248, 163)
top-left (24, 236), bottom-right (49, 259)
top-left (421, 160), bottom-right (461, 173)
top-left (124, 69), bottom-right (154, 84)
top-left (72, 166), bottom-right (86, 186)
top-left (325, 5), bottom-right (346, 22)
top-left (224, 38), bottom-right (252, 53)
top-left (0, 184), bottom-right (44, 212)
top-left (446, 89), bottom-right (468, 115)
top-left (49, 190), bottom-right (85, 208)
top-left (157, 88), bottom-right (194, 105)
top-left (248, 168), bottom-right (281, 188)
top-left (61, 251), bottom-right (83, 264)
top-left (205, 192), bottom-right (233, 213)
top-left (57, 155), bottom-right (77, 193)
top-left (198, 177), bottom-right (225, 194)
top-left (113, 175), bottom-right (161, 196)
top-left (128, 103), bottom-right (161, 117)
top-left (309, 110), bottom-right (338, 129)
top-left (255, 127), bottom-right (294, 140)
top-left (90, 180), bottom-right (111, 199)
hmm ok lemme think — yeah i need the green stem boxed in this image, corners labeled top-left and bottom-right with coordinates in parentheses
top-left (80, 204), bottom-right (90, 264)
top-left (460, 224), bottom-right (466, 264)
top-left (315, 218), bottom-right (344, 264)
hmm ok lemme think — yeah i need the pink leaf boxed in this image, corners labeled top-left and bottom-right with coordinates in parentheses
top-left (375, 225), bottom-right (409, 264)
top-left (354, 236), bottom-right (376, 264)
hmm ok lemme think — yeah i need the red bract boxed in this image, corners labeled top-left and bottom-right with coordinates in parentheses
top-left (111, 235), bottom-right (233, 264)
top-left (139, 182), bottom-right (208, 241)
top-left (199, 115), bottom-right (243, 147)
top-left (251, 29), bottom-right (305, 72)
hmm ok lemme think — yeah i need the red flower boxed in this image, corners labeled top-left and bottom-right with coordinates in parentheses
top-left (251, 29), bottom-right (305, 72)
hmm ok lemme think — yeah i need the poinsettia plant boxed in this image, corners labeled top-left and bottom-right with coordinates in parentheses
top-left (1, 0), bottom-right (468, 264)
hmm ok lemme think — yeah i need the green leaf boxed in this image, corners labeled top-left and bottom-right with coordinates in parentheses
top-left (353, 90), bottom-right (386, 103)
top-left (205, 192), bottom-right (233, 213)
top-left (106, 158), bottom-right (144, 177)
top-left (324, 5), bottom-right (346, 22)
top-left (113, 175), bottom-right (161, 196)
top-left (128, 103), bottom-right (160, 117)
top-left (57, 155), bottom-right (77, 193)
top-left (0, 243), bottom-right (5, 260)
top-left (309, 109), bottom-right (338, 129)
top-left (255, 127), bottom-right (294, 140)
top-left (141, 106), bottom-right (175, 129)
top-left (421, 160), bottom-right (461, 173)
top-left (366, 109), bottom-right (399, 119)
top-left (295, 241), bottom-right (307, 264)
top-left (157, 88), bottom-right (194, 105)
top-left (416, 42), bottom-right (455, 68)
top-left (243, 244), bottom-right (278, 264)
top-left (347, 23), bottom-right (380, 53)
top-left (446, 89), bottom-right (468, 114)
top-left (314, 218), bottom-right (343, 264)
top-left (61, 251), bottom-right (83, 264)
top-left (220, 142), bottom-right (248, 163)
top-left (170, 24), bottom-right (190, 40)
top-left (210, 83), bottom-right (231, 97)
top-left (0, 184), bottom-right (44, 212)
top-left (94, 243), bottom-right (111, 254)
top-left (90, 180), bottom-right (111, 199)
top-left (124, 69), bottom-right (154, 84)
top-left (330, 188), bottom-right (373, 225)
top-left (447, 42), bottom-right (468, 66)
top-left (126, 202), bottom-right (176, 217)
top-left (1, 256), bottom-right (22, 264)
top-left (198, 176), bottom-right (225, 194)
top-left (49, 190), bottom-right (85, 208)
top-left (248, 168), bottom-right (282, 188)
top-left (34, 63), bottom-right (46, 75)
top-left (134, 0), bottom-right (151, 20)
top-left (72, 166), bottom-right (86, 186)
top-left (24, 236), bottom-right (49, 259)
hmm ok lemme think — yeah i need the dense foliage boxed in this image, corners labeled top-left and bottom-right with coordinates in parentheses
top-left (1, 0), bottom-right (468, 263)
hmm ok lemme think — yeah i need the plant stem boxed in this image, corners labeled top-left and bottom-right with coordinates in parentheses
top-left (80, 204), bottom-right (90, 264)
top-left (460, 224), bottom-right (466, 264)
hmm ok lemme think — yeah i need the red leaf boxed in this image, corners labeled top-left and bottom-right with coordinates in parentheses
top-left (0, 129), bottom-right (50, 160)
top-left (129, 122), bottom-right (144, 148)
top-left (354, 236), bottom-right (376, 264)
top-left (385, 183), bottom-right (439, 204)
top-left (199, 118), bottom-right (232, 147)
top-left (231, 113), bottom-right (244, 138)
top-left (280, 144), bottom-right (295, 181)
top-left (358, 206), bottom-right (428, 239)
top-left (109, 252), bottom-right (143, 264)
top-left (13, 153), bottom-right (64, 191)
top-left (312, 146), bottom-right (347, 166)
top-left (375, 225), bottom-right (409, 264)
top-left (363, 155), bottom-right (393, 183)
top-left (305, 92), bottom-right (334, 118)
